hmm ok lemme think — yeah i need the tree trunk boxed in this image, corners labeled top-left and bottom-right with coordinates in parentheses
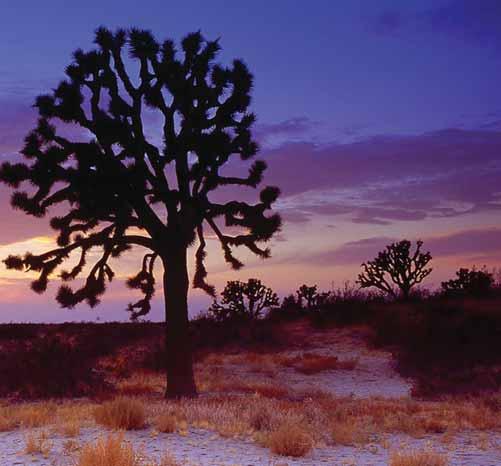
top-left (162, 245), bottom-right (197, 398)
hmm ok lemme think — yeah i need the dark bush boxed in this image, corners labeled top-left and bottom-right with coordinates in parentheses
top-left (0, 335), bottom-right (107, 398)
top-left (441, 267), bottom-right (495, 298)
top-left (208, 279), bottom-right (279, 322)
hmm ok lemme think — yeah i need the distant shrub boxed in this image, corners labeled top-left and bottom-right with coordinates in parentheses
top-left (441, 267), bottom-right (494, 298)
top-left (93, 398), bottom-right (146, 430)
top-left (0, 335), bottom-right (106, 398)
top-left (208, 278), bottom-right (279, 321)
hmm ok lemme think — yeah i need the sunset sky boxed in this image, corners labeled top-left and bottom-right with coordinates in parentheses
top-left (0, 0), bottom-right (500, 322)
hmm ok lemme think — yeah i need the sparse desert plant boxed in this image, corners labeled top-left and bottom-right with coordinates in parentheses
top-left (330, 419), bottom-right (371, 445)
top-left (266, 420), bottom-right (313, 457)
top-left (93, 397), bottom-right (146, 430)
top-left (249, 404), bottom-right (274, 432)
top-left (17, 403), bottom-right (54, 428)
top-left (0, 406), bottom-right (18, 431)
top-left (389, 449), bottom-right (448, 466)
top-left (25, 430), bottom-right (52, 456)
top-left (75, 435), bottom-right (140, 466)
top-left (295, 284), bottom-right (330, 311)
top-left (63, 439), bottom-right (81, 455)
top-left (57, 417), bottom-right (82, 437)
top-left (155, 412), bottom-right (180, 433)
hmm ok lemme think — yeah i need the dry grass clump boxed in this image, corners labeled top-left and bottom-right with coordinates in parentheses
top-left (76, 435), bottom-right (182, 466)
top-left (281, 352), bottom-right (358, 374)
top-left (116, 373), bottom-right (163, 397)
top-left (205, 376), bottom-right (288, 398)
top-left (25, 430), bottom-right (52, 456)
top-left (17, 402), bottom-right (54, 427)
top-left (389, 449), bottom-right (448, 466)
top-left (57, 417), bottom-right (82, 437)
top-left (155, 411), bottom-right (182, 433)
top-left (75, 435), bottom-right (140, 466)
top-left (0, 406), bottom-right (18, 431)
top-left (93, 397), bottom-right (146, 430)
top-left (266, 420), bottom-right (314, 457)
top-left (330, 419), bottom-right (371, 445)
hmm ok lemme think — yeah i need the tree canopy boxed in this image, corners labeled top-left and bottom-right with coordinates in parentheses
top-left (0, 28), bottom-right (282, 319)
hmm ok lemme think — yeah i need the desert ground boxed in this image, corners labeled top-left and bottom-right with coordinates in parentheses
top-left (1, 319), bottom-right (501, 466)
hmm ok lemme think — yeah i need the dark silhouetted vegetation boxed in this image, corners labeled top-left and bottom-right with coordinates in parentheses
top-left (208, 278), bottom-right (279, 321)
top-left (357, 240), bottom-right (432, 299)
top-left (441, 267), bottom-right (495, 298)
top-left (0, 27), bottom-right (281, 398)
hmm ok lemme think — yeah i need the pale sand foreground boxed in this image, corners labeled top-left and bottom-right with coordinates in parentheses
top-left (1, 323), bottom-right (500, 465)
top-left (2, 426), bottom-right (501, 465)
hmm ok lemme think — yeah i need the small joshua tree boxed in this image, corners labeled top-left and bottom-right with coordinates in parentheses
top-left (296, 284), bottom-right (330, 310)
top-left (209, 278), bottom-right (279, 321)
top-left (0, 28), bottom-right (281, 397)
top-left (441, 267), bottom-right (494, 298)
top-left (296, 285), bottom-right (318, 310)
top-left (357, 240), bottom-right (432, 299)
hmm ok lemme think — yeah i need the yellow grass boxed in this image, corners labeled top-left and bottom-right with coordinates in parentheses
top-left (390, 449), bottom-right (448, 466)
top-left (155, 412), bottom-right (180, 433)
top-left (0, 406), bottom-right (18, 431)
top-left (330, 419), bottom-right (371, 445)
top-left (24, 430), bottom-right (52, 456)
top-left (75, 435), bottom-right (140, 466)
top-left (17, 402), bottom-right (54, 427)
top-left (75, 435), bottom-right (181, 466)
top-left (93, 397), bottom-right (146, 430)
top-left (265, 420), bottom-right (314, 457)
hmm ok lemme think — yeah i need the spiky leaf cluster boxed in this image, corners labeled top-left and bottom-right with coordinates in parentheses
top-left (0, 28), bottom-right (281, 316)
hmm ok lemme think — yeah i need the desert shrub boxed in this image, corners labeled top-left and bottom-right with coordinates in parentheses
top-left (369, 297), bottom-right (501, 396)
top-left (155, 412), bottom-right (180, 433)
top-left (441, 267), bottom-right (494, 298)
top-left (208, 279), bottom-right (279, 322)
top-left (75, 435), bottom-right (140, 466)
top-left (24, 430), bottom-right (52, 455)
top-left (249, 404), bottom-right (275, 432)
top-left (17, 403), bottom-right (54, 427)
top-left (93, 398), bottom-right (146, 430)
top-left (0, 335), bottom-right (106, 398)
top-left (330, 419), bottom-right (371, 445)
top-left (389, 449), bottom-right (448, 466)
top-left (266, 420), bottom-right (313, 457)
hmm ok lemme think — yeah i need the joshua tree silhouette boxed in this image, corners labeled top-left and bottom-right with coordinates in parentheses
top-left (0, 27), bottom-right (281, 397)
top-left (357, 240), bottom-right (432, 299)
top-left (209, 278), bottom-right (279, 321)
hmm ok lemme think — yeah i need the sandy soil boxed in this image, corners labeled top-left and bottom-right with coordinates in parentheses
top-left (2, 324), bottom-right (500, 465)
top-left (3, 426), bottom-right (501, 466)
top-left (224, 324), bottom-right (413, 398)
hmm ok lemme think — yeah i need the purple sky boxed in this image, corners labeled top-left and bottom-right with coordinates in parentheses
top-left (0, 0), bottom-right (500, 322)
